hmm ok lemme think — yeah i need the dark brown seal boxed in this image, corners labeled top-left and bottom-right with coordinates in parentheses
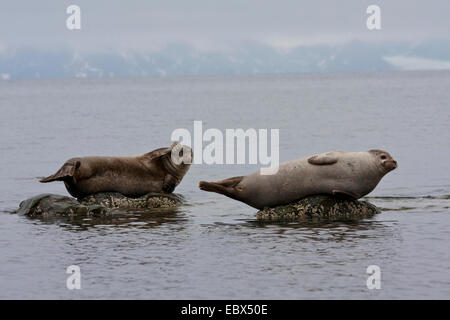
top-left (199, 149), bottom-right (397, 209)
top-left (40, 142), bottom-right (192, 199)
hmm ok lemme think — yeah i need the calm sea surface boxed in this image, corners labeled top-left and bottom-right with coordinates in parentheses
top-left (0, 71), bottom-right (449, 299)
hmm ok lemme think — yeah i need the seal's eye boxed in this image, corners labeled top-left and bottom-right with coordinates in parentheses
top-left (380, 155), bottom-right (387, 160)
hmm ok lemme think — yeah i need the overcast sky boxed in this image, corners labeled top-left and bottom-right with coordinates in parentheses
top-left (1, 0), bottom-right (450, 53)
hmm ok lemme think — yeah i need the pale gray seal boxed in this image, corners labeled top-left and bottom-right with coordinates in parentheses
top-left (199, 149), bottom-right (397, 209)
top-left (40, 142), bottom-right (192, 199)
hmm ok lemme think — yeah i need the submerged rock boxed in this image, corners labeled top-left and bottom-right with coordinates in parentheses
top-left (16, 192), bottom-right (183, 217)
top-left (16, 194), bottom-right (107, 217)
top-left (256, 194), bottom-right (380, 222)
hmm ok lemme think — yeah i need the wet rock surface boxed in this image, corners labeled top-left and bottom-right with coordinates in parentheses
top-left (256, 194), bottom-right (380, 222)
top-left (80, 192), bottom-right (183, 209)
top-left (16, 192), bottom-right (183, 217)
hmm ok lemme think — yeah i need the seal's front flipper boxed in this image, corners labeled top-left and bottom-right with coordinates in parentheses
top-left (332, 189), bottom-right (359, 200)
top-left (162, 174), bottom-right (179, 193)
top-left (145, 146), bottom-right (173, 161)
top-left (308, 152), bottom-right (339, 165)
top-left (145, 142), bottom-right (188, 162)
top-left (40, 160), bottom-right (80, 183)
top-left (198, 176), bottom-right (243, 199)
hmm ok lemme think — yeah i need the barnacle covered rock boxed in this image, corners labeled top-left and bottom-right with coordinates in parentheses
top-left (16, 192), bottom-right (183, 217)
top-left (80, 192), bottom-right (183, 209)
top-left (256, 194), bottom-right (380, 221)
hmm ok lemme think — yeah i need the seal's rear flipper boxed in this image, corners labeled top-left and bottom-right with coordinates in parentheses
top-left (199, 176), bottom-right (243, 199)
top-left (40, 160), bottom-right (80, 183)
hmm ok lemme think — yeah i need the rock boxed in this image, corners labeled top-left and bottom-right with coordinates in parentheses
top-left (16, 194), bottom-right (108, 217)
top-left (79, 192), bottom-right (183, 209)
top-left (16, 192), bottom-right (183, 217)
top-left (255, 194), bottom-right (380, 222)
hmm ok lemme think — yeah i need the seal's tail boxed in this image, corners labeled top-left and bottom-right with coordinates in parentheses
top-left (198, 176), bottom-right (243, 199)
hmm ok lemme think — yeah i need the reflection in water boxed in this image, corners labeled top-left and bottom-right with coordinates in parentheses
top-left (18, 194), bottom-right (449, 233)
top-left (29, 206), bottom-right (189, 231)
top-left (216, 217), bottom-right (396, 245)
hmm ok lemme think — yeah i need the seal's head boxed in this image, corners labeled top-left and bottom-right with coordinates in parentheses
top-left (163, 142), bottom-right (193, 180)
top-left (369, 149), bottom-right (398, 173)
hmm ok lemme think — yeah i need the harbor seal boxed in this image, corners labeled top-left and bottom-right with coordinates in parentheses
top-left (40, 142), bottom-right (192, 199)
top-left (199, 149), bottom-right (397, 209)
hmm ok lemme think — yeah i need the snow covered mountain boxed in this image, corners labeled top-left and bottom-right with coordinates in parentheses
top-left (1, 40), bottom-right (450, 80)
